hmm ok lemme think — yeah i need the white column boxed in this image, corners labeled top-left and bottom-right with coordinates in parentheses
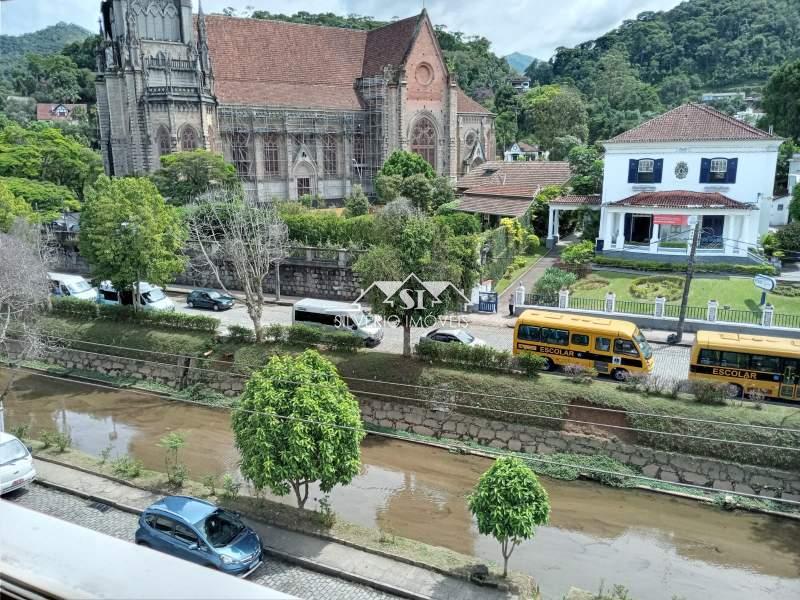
top-left (600, 208), bottom-right (613, 249)
top-left (723, 214), bottom-right (735, 256)
top-left (547, 207), bottom-right (555, 239)
top-left (615, 212), bottom-right (626, 250)
top-left (736, 215), bottom-right (747, 255)
top-left (554, 209), bottom-right (560, 237)
top-left (649, 223), bottom-right (660, 254)
top-left (743, 212), bottom-right (757, 254)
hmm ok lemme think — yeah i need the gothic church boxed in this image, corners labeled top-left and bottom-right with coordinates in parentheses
top-left (96, 0), bottom-right (495, 202)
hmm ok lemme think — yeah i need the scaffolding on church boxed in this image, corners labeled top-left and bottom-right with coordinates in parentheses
top-left (215, 75), bottom-right (387, 203)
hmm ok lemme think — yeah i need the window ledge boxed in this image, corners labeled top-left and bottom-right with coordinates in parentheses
top-left (631, 185), bottom-right (657, 192)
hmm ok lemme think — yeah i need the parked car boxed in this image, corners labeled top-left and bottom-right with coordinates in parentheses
top-left (187, 289), bottom-right (235, 311)
top-left (292, 298), bottom-right (384, 347)
top-left (135, 496), bottom-right (263, 577)
top-left (0, 432), bottom-right (37, 495)
top-left (97, 281), bottom-right (176, 311)
top-left (47, 272), bottom-right (97, 301)
top-left (423, 328), bottom-right (485, 346)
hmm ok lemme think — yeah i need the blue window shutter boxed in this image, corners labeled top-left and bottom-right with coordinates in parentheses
top-left (653, 159), bottom-right (663, 183)
top-left (726, 158), bottom-right (738, 183)
top-left (700, 158), bottom-right (711, 183)
top-left (628, 159), bottom-right (638, 183)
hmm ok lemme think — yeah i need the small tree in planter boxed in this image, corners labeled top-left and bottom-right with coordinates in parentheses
top-left (468, 457), bottom-right (550, 577)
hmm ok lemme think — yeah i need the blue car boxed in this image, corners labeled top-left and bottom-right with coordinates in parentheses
top-left (135, 496), bottom-right (263, 577)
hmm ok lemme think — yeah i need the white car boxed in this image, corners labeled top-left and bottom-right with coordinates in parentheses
top-left (48, 272), bottom-right (97, 301)
top-left (423, 328), bottom-right (486, 347)
top-left (0, 432), bottom-right (36, 495)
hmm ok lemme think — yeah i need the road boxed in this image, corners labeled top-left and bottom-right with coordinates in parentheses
top-left (169, 293), bottom-right (692, 381)
top-left (3, 484), bottom-right (397, 600)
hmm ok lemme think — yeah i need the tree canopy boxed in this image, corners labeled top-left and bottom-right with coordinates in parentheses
top-left (79, 176), bottom-right (187, 292)
top-left (151, 150), bottom-right (239, 205)
top-left (763, 59), bottom-right (800, 141)
top-left (521, 85), bottom-right (589, 150)
top-left (0, 180), bottom-right (34, 232)
top-left (379, 150), bottom-right (436, 180)
top-left (232, 349), bottom-right (365, 509)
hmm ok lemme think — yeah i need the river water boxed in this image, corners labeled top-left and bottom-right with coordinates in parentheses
top-left (3, 370), bottom-right (799, 599)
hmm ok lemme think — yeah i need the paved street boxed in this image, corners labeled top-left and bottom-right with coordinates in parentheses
top-left (3, 484), bottom-right (397, 600)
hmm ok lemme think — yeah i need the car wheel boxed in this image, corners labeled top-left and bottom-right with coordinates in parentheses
top-left (212, 304), bottom-right (219, 312)
top-left (612, 368), bottom-right (629, 382)
top-left (187, 301), bottom-right (194, 309)
top-left (727, 383), bottom-right (743, 399)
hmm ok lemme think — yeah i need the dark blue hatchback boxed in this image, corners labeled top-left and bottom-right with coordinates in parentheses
top-left (135, 496), bottom-right (263, 577)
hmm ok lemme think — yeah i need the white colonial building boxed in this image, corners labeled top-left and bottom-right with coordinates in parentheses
top-left (595, 103), bottom-right (781, 258)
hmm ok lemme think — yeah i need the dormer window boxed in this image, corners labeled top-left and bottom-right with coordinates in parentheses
top-left (710, 159), bottom-right (728, 182)
top-left (628, 158), bottom-right (662, 184)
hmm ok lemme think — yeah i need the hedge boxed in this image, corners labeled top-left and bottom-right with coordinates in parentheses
top-left (415, 338), bottom-right (546, 376)
top-left (51, 297), bottom-right (220, 332)
top-left (224, 323), bottom-right (365, 353)
top-left (593, 255), bottom-right (777, 275)
top-left (281, 211), bottom-right (378, 246)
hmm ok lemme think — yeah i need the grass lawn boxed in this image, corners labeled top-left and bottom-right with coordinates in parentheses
top-left (494, 248), bottom-right (547, 294)
top-left (571, 270), bottom-right (800, 314)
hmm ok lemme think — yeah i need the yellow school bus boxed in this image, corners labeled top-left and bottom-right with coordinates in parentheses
top-left (689, 331), bottom-right (800, 400)
top-left (513, 310), bottom-right (654, 380)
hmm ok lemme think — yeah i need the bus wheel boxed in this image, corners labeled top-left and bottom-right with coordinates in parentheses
top-left (612, 368), bottom-right (629, 382)
top-left (541, 358), bottom-right (555, 371)
top-left (727, 383), bottom-right (743, 399)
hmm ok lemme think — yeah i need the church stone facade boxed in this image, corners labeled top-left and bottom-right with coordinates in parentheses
top-left (96, 0), bottom-right (495, 202)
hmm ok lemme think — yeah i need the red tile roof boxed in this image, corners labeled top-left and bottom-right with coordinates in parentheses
top-left (457, 161), bottom-right (572, 197)
top-left (362, 15), bottom-right (422, 77)
top-left (205, 15), bottom-right (368, 109)
top-left (609, 191), bottom-right (751, 210)
top-left (550, 194), bottom-right (601, 206)
top-left (517, 142), bottom-right (540, 152)
top-left (607, 103), bottom-right (779, 143)
top-left (36, 103), bottom-right (87, 121)
top-left (457, 89), bottom-right (491, 114)
top-left (457, 195), bottom-right (532, 217)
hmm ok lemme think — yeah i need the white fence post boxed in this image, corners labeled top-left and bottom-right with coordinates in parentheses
top-left (604, 292), bottom-right (616, 313)
top-left (707, 299), bottom-right (718, 323)
top-left (654, 296), bottom-right (665, 318)
top-left (762, 304), bottom-right (774, 328)
top-left (558, 288), bottom-right (570, 309)
top-left (515, 284), bottom-right (526, 307)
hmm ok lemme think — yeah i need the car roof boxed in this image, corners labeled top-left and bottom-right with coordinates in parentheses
top-left (147, 496), bottom-right (217, 525)
top-left (99, 281), bottom-right (158, 293)
top-left (295, 298), bottom-right (362, 311)
top-left (432, 328), bottom-right (466, 335)
top-left (47, 272), bottom-right (88, 283)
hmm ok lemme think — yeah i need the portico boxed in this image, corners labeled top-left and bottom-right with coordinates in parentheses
top-left (547, 194), bottom-right (601, 248)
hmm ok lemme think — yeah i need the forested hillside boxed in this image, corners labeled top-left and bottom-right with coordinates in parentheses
top-left (505, 52), bottom-right (534, 75)
top-left (0, 23), bottom-right (92, 76)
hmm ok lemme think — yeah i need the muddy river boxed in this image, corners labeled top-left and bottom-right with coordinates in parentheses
top-left (3, 370), bottom-right (799, 599)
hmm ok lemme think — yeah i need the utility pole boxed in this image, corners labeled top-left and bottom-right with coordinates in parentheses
top-left (669, 218), bottom-right (701, 344)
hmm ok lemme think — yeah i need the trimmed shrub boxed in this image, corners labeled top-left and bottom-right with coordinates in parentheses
top-left (284, 324), bottom-right (325, 347)
top-left (593, 255), bottom-right (777, 276)
top-left (51, 297), bottom-right (98, 319)
top-left (514, 353), bottom-right (546, 378)
top-left (416, 338), bottom-right (520, 372)
top-left (525, 234), bottom-right (541, 254)
top-left (629, 276), bottom-right (684, 301)
top-left (227, 324), bottom-right (255, 343)
top-left (560, 240), bottom-right (595, 265)
top-left (563, 364), bottom-right (597, 384)
top-left (111, 455), bottom-right (143, 479)
top-left (689, 380), bottom-right (728, 405)
top-left (534, 267), bottom-right (577, 301)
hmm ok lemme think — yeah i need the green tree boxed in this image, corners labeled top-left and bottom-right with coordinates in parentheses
top-left (0, 181), bottom-right (34, 231)
top-left (12, 53), bottom-right (88, 103)
top-left (567, 145), bottom-right (604, 194)
top-left (790, 186), bottom-right (800, 223)
top-left (151, 150), bottom-right (239, 205)
top-left (763, 59), bottom-right (800, 140)
top-left (375, 173), bottom-right (403, 204)
top-left (468, 457), bottom-right (550, 577)
top-left (0, 176), bottom-right (79, 221)
top-left (354, 216), bottom-right (468, 357)
top-left (521, 85), bottom-right (588, 151)
top-left (379, 150), bottom-right (435, 179)
top-left (494, 111), bottom-right (519, 153)
top-left (79, 176), bottom-right (187, 307)
top-left (62, 35), bottom-right (102, 70)
top-left (232, 350), bottom-right (365, 509)
top-left (344, 184), bottom-right (369, 217)
top-left (549, 135), bottom-right (581, 161)
top-left (430, 176), bottom-right (455, 211)
top-left (775, 139), bottom-right (800, 195)
top-left (400, 173), bottom-right (434, 212)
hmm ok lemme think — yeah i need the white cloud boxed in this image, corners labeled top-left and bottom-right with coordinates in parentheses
top-left (0, 0), bottom-right (683, 60)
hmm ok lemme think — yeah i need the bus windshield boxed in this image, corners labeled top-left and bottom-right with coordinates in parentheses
top-left (633, 331), bottom-right (652, 360)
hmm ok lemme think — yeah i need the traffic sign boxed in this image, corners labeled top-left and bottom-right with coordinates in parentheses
top-left (753, 274), bottom-right (777, 291)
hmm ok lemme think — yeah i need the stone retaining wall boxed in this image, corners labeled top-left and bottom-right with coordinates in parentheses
top-left (26, 345), bottom-right (800, 501)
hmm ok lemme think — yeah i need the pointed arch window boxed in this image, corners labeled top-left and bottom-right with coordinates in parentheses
top-left (180, 126), bottom-right (198, 151)
top-left (411, 117), bottom-right (436, 167)
top-left (323, 134), bottom-right (338, 176)
top-left (230, 132), bottom-right (252, 178)
top-left (263, 133), bottom-right (280, 177)
top-left (156, 127), bottom-right (171, 157)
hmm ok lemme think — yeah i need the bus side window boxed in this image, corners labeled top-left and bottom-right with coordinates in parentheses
top-left (614, 339), bottom-right (639, 356)
top-left (720, 352), bottom-right (746, 368)
top-left (518, 325), bottom-right (540, 342)
top-left (595, 337), bottom-right (611, 352)
top-left (698, 349), bottom-right (719, 366)
top-left (783, 359), bottom-right (799, 380)
top-left (542, 328), bottom-right (568, 346)
top-left (750, 354), bottom-right (779, 373)
top-left (571, 333), bottom-right (589, 346)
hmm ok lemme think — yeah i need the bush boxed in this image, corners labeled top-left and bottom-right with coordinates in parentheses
top-left (689, 380), bottom-right (728, 405)
top-left (344, 184), bottom-right (370, 217)
top-left (227, 324), bottom-right (255, 343)
top-left (285, 324), bottom-right (324, 347)
top-left (593, 255), bottom-right (778, 276)
top-left (560, 240), bottom-right (595, 265)
top-left (39, 430), bottom-right (69, 451)
top-left (773, 283), bottom-right (800, 297)
top-left (415, 338), bottom-right (514, 372)
top-left (514, 353), bottom-right (546, 378)
top-left (563, 364), bottom-right (597, 384)
top-left (111, 455), bottom-right (143, 478)
top-left (281, 210), bottom-right (379, 246)
top-left (776, 221), bottom-right (800, 252)
top-left (433, 212), bottom-right (481, 236)
top-left (628, 276), bottom-right (684, 301)
top-left (525, 234), bottom-right (541, 254)
top-left (570, 276), bottom-right (609, 292)
top-left (51, 297), bottom-right (98, 319)
top-left (52, 298), bottom-right (220, 332)
top-left (220, 473), bottom-right (241, 500)
top-left (261, 323), bottom-right (287, 343)
top-left (534, 267), bottom-right (577, 300)
top-left (10, 424), bottom-right (29, 441)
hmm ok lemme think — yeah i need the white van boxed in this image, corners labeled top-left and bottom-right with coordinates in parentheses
top-left (97, 281), bottom-right (176, 312)
top-left (48, 272), bottom-right (97, 301)
top-left (293, 298), bottom-right (383, 347)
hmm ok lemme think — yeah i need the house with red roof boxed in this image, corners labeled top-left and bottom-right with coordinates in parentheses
top-left (95, 1), bottom-right (494, 203)
top-left (594, 103), bottom-right (781, 259)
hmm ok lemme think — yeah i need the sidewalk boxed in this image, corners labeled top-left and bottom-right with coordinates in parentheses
top-left (33, 460), bottom-right (511, 600)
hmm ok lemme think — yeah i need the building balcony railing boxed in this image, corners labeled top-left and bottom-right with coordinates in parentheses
top-left (146, 85), bottom-right (203, 97)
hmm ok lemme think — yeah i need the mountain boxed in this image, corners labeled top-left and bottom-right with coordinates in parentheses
top-left (0, 23), bottom-right (92, 76)
top-left (505, 52), bottom-right (534, 75)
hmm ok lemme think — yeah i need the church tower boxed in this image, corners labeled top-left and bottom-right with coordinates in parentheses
top-left (96, 0), bottom-right (216, 176)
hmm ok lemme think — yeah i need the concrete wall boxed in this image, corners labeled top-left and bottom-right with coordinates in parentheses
top-left (25, 345), bottom-right (800, 501)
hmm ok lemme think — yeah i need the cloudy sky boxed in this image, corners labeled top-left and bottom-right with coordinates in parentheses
top-left (0, 0), bottom-right (683, 59)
